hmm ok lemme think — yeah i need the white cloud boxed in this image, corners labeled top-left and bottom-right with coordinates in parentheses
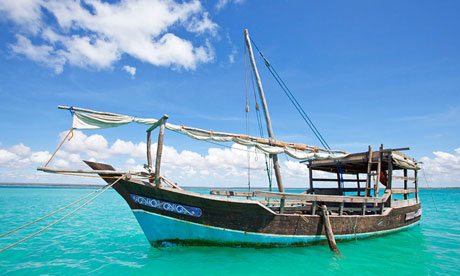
top-left (0, 143), bottom-right (50, 168)
top-left (0, 149), bottom-right (20, 164)
top-left (1, 0), bottom-right (218, 73)
top-left (122, 65), bottom-right (136, 77)
top-left (419, 148), bottom-right (460, 187)
top-left (9, 143), bottom-right (31, 156)
top-left (5, 130), bottom-right (460, 188)
top-left (215, 0), bottom-right (244, 11)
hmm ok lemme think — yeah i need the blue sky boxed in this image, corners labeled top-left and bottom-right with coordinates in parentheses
top-left (0, 0), bottom-right (459, 187)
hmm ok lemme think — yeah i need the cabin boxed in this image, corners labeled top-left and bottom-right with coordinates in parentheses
top-left (211, 145), bottom-right (420, 216)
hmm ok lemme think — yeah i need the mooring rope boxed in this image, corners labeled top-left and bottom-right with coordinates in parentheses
top-left (0, 175), bottom-right (125, 253)
top-left (0, 185), bottom-right (107, 239)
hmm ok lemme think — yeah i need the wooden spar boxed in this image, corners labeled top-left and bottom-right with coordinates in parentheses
top-left (320, 205), bottom-right (340, 254)
top-left (58, 105), bottom-right (348, 155)
top-left (58, 105), bottom-right (120, 116)
top-left (244, 29), bottom-right (285, 201)
top-left (37, 166), bottom-right (144, 176)
top-left (154, 115), bottom-right (168, 188)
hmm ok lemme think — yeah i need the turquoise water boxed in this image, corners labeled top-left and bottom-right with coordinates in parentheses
top-left (0, 188), bottom-right (458, 275)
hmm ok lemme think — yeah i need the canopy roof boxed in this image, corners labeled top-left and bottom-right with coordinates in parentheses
top-left (308, 149), bottom-right (420, 173)
top-left (66, 106), bottom-right (348, 161)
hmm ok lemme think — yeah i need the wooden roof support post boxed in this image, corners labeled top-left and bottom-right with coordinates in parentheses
top-left (375, 144), bottom-right (383, 198)
top-left (365, 146), bottom-right (373, 197)
top-left (414, 170), bottom-right (419, 203)
top-left (386, 152), bottom-right (393, 207)
top-left (244, 29), bottom-right (285, 212)
top-left (356, 173), bottom-right (361, 196)
top-left (309, 161), bottom-right (314, 193)
top-left (154, 115), bottom-right (168, 188)
top-left (146, 131), bottom-right (153, 183)
top-left (403, 169), bottom-right (408, 200)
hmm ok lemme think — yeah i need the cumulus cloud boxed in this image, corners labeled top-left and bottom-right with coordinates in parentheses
top-left (122, 65), bottom-right (136, 77)
top-left (419, 148), bottom-right (460, 187)
top-left (0, 143), bottom-right (51, 168)
top-left (8, 130), bottom-right (460, 188)
top-left (1, 0), bottom-right (218, 73)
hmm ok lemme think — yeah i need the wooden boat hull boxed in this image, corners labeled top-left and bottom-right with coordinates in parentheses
top-left (86, 161), bottom-right (422, 247)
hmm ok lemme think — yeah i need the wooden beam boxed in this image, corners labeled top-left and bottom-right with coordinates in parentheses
top-left (375, 144), bottom-right (383, 197)
top-left (312, 178), bottom-right (367, 182)
top-left (356, 173), bottom-right (361, 196)
top-left (37, 167), bottom-right (143, 176)
top-left (146, 130), bottom-right (153, 182)
top-left (366, 146), bottom-right (373, 197)
top-left (415, 170), bottom-right (419, 203)
top-left (320, 205), bottom-right (340, 255)
top-left (210, 190), bottom-right (254, 198)
top-left (253, 190), bottom-right (391, 204)
top-left (155, 115), bottom-right (168, 188)
top-left (391, 189), bottom-right (416, 194)
top-left (393, 175), bottom-right (416, 181)
top-left (309, 161), bottom-right (313, 192)
top-left (403, 169), bottom-right (408, 200)
top-left (387, 152), bottom-right (393, 207)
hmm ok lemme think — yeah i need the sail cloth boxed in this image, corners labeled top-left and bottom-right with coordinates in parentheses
top-left (72, 111), bottom-right (347, 160)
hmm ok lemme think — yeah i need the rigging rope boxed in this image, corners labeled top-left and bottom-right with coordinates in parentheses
top-left (246, 41), bottom-right (273, 190)
top-left (249, 36), bottom-right (347, 192)
top-left (0, 175), bottom-right (125, 253)
top-left (44, 128), bottom-right (74, 167)
top-left (249, 38), bottom-right (332, 152)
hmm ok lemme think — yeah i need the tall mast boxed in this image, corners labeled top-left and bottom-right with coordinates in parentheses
top-left (244, 29), bottom-right (285, 194)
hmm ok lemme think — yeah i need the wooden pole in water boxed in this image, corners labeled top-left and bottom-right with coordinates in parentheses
top-left (244, 29), bottom-right (285, 212)
top-left (321, 205), bottom-right (340, 254)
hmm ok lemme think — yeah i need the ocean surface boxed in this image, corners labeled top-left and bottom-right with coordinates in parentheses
top-left (0, 187), bottom-right (458, 276)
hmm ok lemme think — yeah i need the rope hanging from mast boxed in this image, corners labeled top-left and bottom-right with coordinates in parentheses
top-left (245, 40), bottom-right (274, 190)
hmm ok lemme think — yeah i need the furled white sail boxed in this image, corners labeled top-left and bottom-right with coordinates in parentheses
top-left (72, 111), bottom-right (347, 160)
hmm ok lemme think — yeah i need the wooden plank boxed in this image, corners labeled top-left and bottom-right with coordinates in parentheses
top-left (391, 189), bottom-right (416, 194)
top-left (393, 175), bottom-right (417, 181)
top-left (312, 178), bottom-right (367, 182)
top-left (161, 177), bottom-right (183, 190)
top-left (309, 188), bottom-right (366, 192)
top-left (210, 190), bottom-right (254, 197)
top-left (320, 205), bottom-right (340, 254)
top-left (253, 190), bottom-right (390, 204)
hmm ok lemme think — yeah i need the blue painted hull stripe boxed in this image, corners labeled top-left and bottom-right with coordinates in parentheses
top-left (132, 209), bottom-right (419, 245)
